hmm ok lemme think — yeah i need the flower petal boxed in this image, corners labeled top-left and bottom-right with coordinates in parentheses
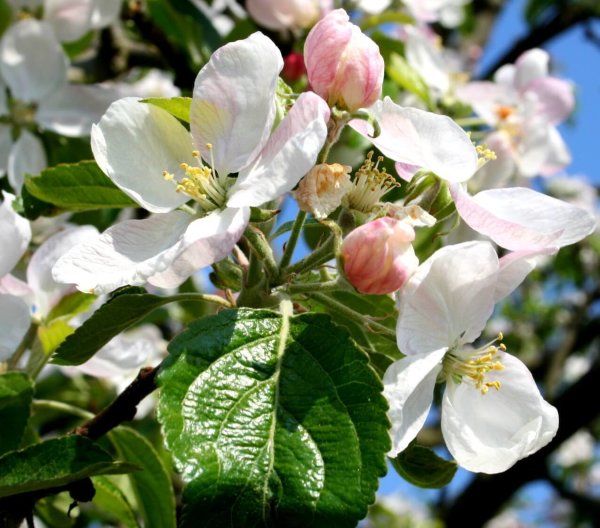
top-left (44, 0), bottom-right (93, 42)
top-left (494, 249), bottom-right (552, 303)
top-left (8, 130), bottom-right (47, 192)
top-left (52, 211), bottom-right (194, 294)
top-left (539, 126), bottom-right (571, 176)
top-left (27, 225), bottom-right (99, 318)
top-left (451, 185), bottom-right (596, 251)
top-left (0, 191), bottom-right (31, 277)
top-left (227, 92), bottom-right (329, 207)
top-left (91, 97), bottom-right (195, 213)
top-left (351, 97), bottom-right (478, 182)
top-left (527, 77), bottom-right (574, 125)
top-left (442, 353), bottom-right (558, 473)
top-left (397, 241), bottom-right (498, 355)
top-left (383, 349), bottom-right (445, 456)
top-left (37, 83), bottom-right (122, 137)
top-left (0, 294), bottom-right (31, 362)
top-left (148, 207), bottom-right (250, 289)
top-left (191, 32), bottom-right (282, 176)
top-left (514, 48), bottom-right (548, 91)
top-left (0, 19), bottom-right (67, 103)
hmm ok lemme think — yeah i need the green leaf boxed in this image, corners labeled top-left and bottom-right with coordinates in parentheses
top-left (91, 476), bottom-right (140, 528)
top-left (37, 319), bottom-right (75, 356)
top-left (270, 218), bottom-right (323, 240)
top-left (51, 288), bottom-right (174, 366)
top-left (46, 292), bottom-right (96, 322)
top-left (0, 436), bottom-right (138, 498)
top-left (158, 308), bottom-right (390, 527)
top-left (386, 53), bottom-right (432, 109)
top-left (0, 373), bottom-right (34, 456)
top-left (390, 443), bottom-right (457, 489)
top-left (24, 161), bottom-right (138, 211)
top-left (109, 427), bottom-right (176, 528)
top-left (169, 0), bottom-right (222, 52)
top-left (143, 97), bottom-right (192, 123)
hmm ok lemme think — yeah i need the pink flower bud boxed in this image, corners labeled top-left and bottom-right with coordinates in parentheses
top-left (304, 9), bottom-right (384, 111)
top-left (341, 217), bottom-right (418, 295)
top-left (246, 0), bottom-right (323, 31)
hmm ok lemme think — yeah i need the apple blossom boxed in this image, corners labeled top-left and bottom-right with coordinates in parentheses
top-left (305, 9), bottom-right (384, 112)
top-left (384, 241), bottom-right (559, 473)
top-left (53, 33), bottom-right (329, 294)
top-left (294, 163), bottom-right (352, 219)
top-left (246, 0), bottom-right (330, 32)
top-left (342, 217), bottom-right (419, 295)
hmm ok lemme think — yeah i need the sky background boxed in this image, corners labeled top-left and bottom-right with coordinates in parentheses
top-left (376, 0), bottom-right (600, 521)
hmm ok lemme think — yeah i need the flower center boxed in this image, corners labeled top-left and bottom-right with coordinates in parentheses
top-left (343, 151), bottom-right (399, 213)
top-left (162, 146), bottom-right (231, 212)
top-left (443, 333), bottom-right (506, 394)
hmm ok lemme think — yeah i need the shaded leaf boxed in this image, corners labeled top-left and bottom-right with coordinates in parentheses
top-left (390, 443), bottom-right (457, 489)
top-left (0, 373), bottom-right (34, 456)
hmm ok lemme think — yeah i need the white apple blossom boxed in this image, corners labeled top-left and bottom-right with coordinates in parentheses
top-left (53, 33), bottom-right (329, 294)
top-left (384, 241), bottom-right (559, 473)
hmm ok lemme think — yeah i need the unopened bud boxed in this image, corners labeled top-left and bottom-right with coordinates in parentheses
top-left (341, 217), bottom-right (418, 295)
top-left (294, 163), bottom-right (352, 219)
top-left (305, 9), bottom-right (384, 111)
top-left (282, 52), bottom-right (307, 83)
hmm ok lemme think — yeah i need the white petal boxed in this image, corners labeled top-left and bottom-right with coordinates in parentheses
top-left (91, 97), bottom-right (195, 213)
top-left (397, 241), bottom-right (498, 355)
top-left (514, 48), bottom-right (549, 91)
top-left (37, 83), bottom-right (122, 137)
top-left (0, 191), bottom-right (31, 277)
top-left (227, 92), bottom-right (329, 207)
top-left (90, 0), bottom-right (122, 28)
top-left (514, 115), bottom-right (552, 177)
top-left (0, 19), bottom-right (67, 103)
top-left (494, 249), bottom-right (552, 302)
top-left (27, 225), bottom-right (99, 318)
top-left (540, 126), bottom-right (571, 176)
top-left (148, 207), bottom-right (250, 288)
top-left (441, 353), bottom-right (558, 473)
top-left (351, 97), bottom-right (478, 182)
top-left (8, 130), bottom-right (47, 192)
top-left (0, 294), bottom-right (31, 362)
top-left (52, 211), bottom-right (194, 294)
top-left (190, 32), bottom-right (282, 176)
top-left (453, 186), bottom-right (596, 251)
top-left (44, 0), bottom-right (93, 42)
top-left (383, 349), bottom-right (445, 456)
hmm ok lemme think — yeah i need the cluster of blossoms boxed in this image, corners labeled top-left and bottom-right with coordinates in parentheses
top-left (0, 1), bottom-right (597, 520)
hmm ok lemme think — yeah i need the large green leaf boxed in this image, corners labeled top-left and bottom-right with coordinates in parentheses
top-left (51, 287), bottom-right (171, 366)
top-left (109, 427), bottom-right (176, 528)
top-left (24, 161), bottom-right (137, 211)
top-left (390, 443), bottom-right (457, 489)
top-left (158, 308), bottom-right (390, 527)
top-left (0, 373), bottom-right (34, 456)
top-left (0, 436), bottom-right (138, 498)
top-left (143, 97), bottom-right (192, 123)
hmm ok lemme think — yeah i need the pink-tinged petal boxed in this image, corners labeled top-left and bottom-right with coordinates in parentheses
top-left (148, 207), bottom-right (250, 289)
top-left (394, 162), bottom-right (420, 182)
top-left (442, 353), bottom-right (558, 473)
top-left (397, 241), bottom-right (498, 356)
top-left (0, 274), bottom-right (33, 298)
top-left (527, 77), bottom-right (574, 125)
top-left (37, 83), bottom-right (122, 137)
top-left (52, 211), bottom-right (194, 294)
top-left (0, 294), bottom-right (31, 362)
top-left (494, 249), bottom-right (553, 303)
top-left (91, 98), bottom-right (194, 213)
top-left (383, 350), bottom-right (445, 456)
top-left (191, 32), bottom-right (283, 176)
top-left (351, 97), bottom-right (478, 182)
top-left (0, 19), bottom-right (67, 103)
top-left (0, 191), bottom-right (31, 277)
top-left (8, 130), bottom-right (47, 192)
top-left (455, 82), bottom-right (515, 125)
top-left (451, 185), bottom-right (595, 251)
top-left (44, 0), bottom-right (93, 42)
top-left (540, 127), bottom-right (571, 176)
top-left (514, 48), bottom-right (549, 91)
top-left (27, 225), bottom-right (99, 318)
top-left (227, 92), bottom-right (329, 207)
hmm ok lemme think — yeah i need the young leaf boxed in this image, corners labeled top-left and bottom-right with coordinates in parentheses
top-left (143, 97), bottom-right (192, 123)
top-left (390, 443), bottom-right (457, 489)
top-left (158, 308), bottom-right (390, 527)
top-left (109, 427), bottom-right (176, 528)
top-left (0, 372), bottom-right (34, 456)
top-left (24, 161), bottom-right (137, 211)
top-left (386, 53), bottom-right (433, 109)
top-left (91, 476), bottom-right (139, 528)
top-left (0, 436), bottom-right (138, 498)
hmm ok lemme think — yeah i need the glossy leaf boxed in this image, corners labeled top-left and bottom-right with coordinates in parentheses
top-left (0, 372), bottom-right (34, 456)
top-left (390, 443), bottom-right (457, 489)
top-left (143, 97), bottom-right (192, 123)
top-left (109, 427), bottom-right (176, 528)
top-left (24, 161), bottom-right (137, 211)
top-left (158, 308), bottom-right (390, 527)
top-left (0, 436), bottom-right (138, 498)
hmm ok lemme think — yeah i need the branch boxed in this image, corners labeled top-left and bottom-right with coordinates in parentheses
top-left (443, 361), bottom-right (600, 528)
